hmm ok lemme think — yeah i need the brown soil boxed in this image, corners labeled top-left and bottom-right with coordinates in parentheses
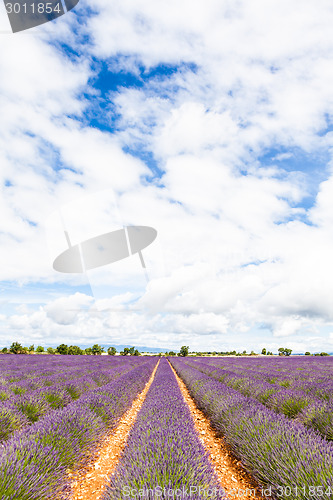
top-left (67, 360), bottom-right (160, 500)
top-left (169, 361), bottom-right (266, 499)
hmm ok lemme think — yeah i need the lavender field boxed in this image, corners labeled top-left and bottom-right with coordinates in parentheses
top-left (0, 355), bottom-right (332, 499)
top-left (0, 354), bottom-right (157, 499)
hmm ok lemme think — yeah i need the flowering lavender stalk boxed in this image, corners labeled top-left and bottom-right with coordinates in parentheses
top-left (184, 358), bottom-right (333, 438)
top-left (0, 358), bottom-right (157, 499)
top-left (0, 356), bottom-right (143, 443)
top-left (170, 358), bottom-right (333, 500)
top-left (103, 359), bottom-right (226, 500)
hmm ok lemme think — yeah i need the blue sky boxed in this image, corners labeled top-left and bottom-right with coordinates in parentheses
top-left (1, 0), bottom-right (333, 353)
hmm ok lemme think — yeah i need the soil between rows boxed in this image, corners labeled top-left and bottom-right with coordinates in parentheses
top-left (65, 359), bottom-right (266, 499)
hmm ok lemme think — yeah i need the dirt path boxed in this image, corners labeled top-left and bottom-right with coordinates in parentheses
top-left (67, 360), bottom-right (160, 500)
top-left (169, 361), bottom-right (266, 499)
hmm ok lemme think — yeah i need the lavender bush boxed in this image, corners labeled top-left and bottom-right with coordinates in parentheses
top-left (0, 357), bottom-right (157, 499)
top-left (184, 357), bottom-right (333, 439)
top-left (171, 358), bottom-right (333, 500)
top-left (0, 355), bottom-right (143, 443)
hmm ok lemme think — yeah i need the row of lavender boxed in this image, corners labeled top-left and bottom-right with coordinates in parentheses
top-left (0, 354), bottom-right (136, 398)
top-left (103, 359), bottom-right (225, 500)
top-left (185, 357), bottom-right (333, 441)
top-left (170, 358), bottom-right (333, 500)
top-left (0, 355), bottom-right (143, 442)
top-left (0, 356), bottom-right (157, 500)
top-left (195, 356), bottom-right (333, 399)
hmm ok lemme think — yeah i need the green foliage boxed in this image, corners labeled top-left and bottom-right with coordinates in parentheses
top-left (1, 347), bottom-right (8, 353)
top-left (56, 344), bottom-right (68, 355)
top-left (36, 346), bottom-right (44, 353)
top-left (278, 347), bottom-right (292, 356)
top-left (9, 342), bottom-right (24, 354)
top-left (47, 347), bottom-right (55, 354)
top-left (305, 351), bottom-right (311, 356)
top-left (261, 348), bottom-right (266, 355)
top-left (65, 385), bottom-right (81, 400)
top-left (28, 345), bottom-right (34, 353)
top-left (44, 393), bottom-right (68, 409)
top-left (68, 345), bottom-right (83, 355)
top-left (85, 347), bottom-right (92, 355)
top-left (120, 346), bottom-right (140, 356)
top-left (0, 409), bottom-right (27, 441)
top-left (91, 344), bottom-right (104, 355)
top-left (16, 401), bottom-right (48, 423)
top-left (107, 347), bottom-right (117, 356)
top-left (178, 346), bottom-right (189, 357)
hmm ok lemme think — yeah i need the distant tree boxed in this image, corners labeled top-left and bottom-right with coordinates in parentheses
top-left (85, 347), bottom-right (92, 355)
top-left (129, 347), bottom-right (135, 355)
top-left (167, 351), bottom-right (176, 356)
top-left (320, 352), bottom-right (329, 356)
top-left (261, 348), bottom-right (267, 355)
top-left (250, 350), bottom-right (257, 356)
top-left (56, 344), bottom-right (68, 355)
top-left (68, 345), bottom-right (83, 355)
top-left (36, 346), bottom-right (44, 353)
top-left (47, 347), bottom-right (55, 354)
top-left (242, 350), bottom-right (247, 355)
top-left (178, 346), bottom-right (189, 357)
top-left (107, 347), bottom-right (117, 356)
top-left (267, 351), bottom-right (273, 355)
top-left (133, 349), bottom-right (140, 356)
top-left (9, 342), bottom-right (24, 354)
top-left (28, 345), bottom-right (35, 353)
top-left (91, 344), bottom-right (104, 355)
top-left (120, 347), bottom-right (130, 356)
top-left (305, 351), bottom-right (311, 356)
top-left (1, 347), bottom-right (8, 353)
top-left (278, 347), bottom-right (292, 356)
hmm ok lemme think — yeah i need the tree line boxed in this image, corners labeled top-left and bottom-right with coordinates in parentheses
top-left (1, 342), bottom-right (140, 356)
top-left (1, 343), bottom-right (329, 357)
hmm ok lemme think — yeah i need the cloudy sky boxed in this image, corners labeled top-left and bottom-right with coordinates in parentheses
top-left (0, 0), bottom-right (333, 353)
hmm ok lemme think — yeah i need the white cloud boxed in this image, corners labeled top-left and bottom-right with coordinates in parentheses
top-left (1, 0), bottom-right (333, 352)
top-left (45, 292), bottom-right (93, 325)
